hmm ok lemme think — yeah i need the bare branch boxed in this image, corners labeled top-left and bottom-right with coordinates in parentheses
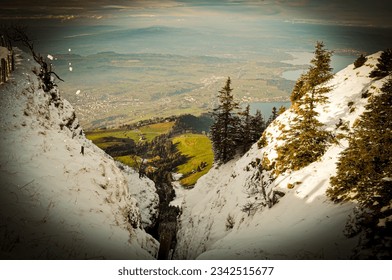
top-left (7, 25), bottom-right (64, 91)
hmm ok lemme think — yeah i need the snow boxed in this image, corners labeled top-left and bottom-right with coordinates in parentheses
top-left (0, 49), bottom-right (159, 259)
top-left (117, 163), bottom-right (159, 229)
top-left (175, 52), bottom-right (386, 260)
top-left (170, 181), bottom-right (188, 207)
top-left (2, 48), bottom-right (386, 260)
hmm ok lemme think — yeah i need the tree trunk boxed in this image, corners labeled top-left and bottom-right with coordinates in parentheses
top-left (1, 58), bottom-right (6, 83)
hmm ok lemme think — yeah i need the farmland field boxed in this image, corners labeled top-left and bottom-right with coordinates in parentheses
top-left (86, 122), bottom-right (213, 187)
top-left (173, 134), bottom-right (213, 187)
top-left (86, 121), bottom-right (175, 147)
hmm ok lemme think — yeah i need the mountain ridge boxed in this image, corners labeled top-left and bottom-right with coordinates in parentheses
top-left (1, 48), bottom-right (389, 260)
top-left (174, 51), bottom-right (388, 259)
top-left (0, 49), bottom-right (159, 259)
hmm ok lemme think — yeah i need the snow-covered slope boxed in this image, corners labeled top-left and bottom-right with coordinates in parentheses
top-left (175, 52), bottom-right (387, 259)
top-left (0, 49), bottom-right (159, 259)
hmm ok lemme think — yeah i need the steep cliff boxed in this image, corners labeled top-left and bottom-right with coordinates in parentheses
top-left (175, 52), bottom-right (388, 259)
top-left (0, 49), bottom-right (159, 259)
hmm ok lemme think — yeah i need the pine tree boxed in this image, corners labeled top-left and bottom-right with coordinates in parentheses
top-left (308, 41), bottom-right (334, 86)
top-left (266, 106), bottom-right (278, 127)
top-left (290, 73), bottom-right (309, 103)
top-left (238, 104), bottom-right (253, 154)
top-left (369, 49), bottom-right (392, 79)
top-left (210, 77), bottom-right (240, 163)
top-left (328, 77), bottom-right (392, 258)
top-left (328, 77), bottom-right (392, 210)
top-left (237, 108), bottom-right (267, 154)
top-left (354, 54), bottom-right (367, 69)
top-left (250, 110), bottom-right (266, 143)
top-left (275, 42), bottom-right (333, 174)
top-left (290, 42), bottom-right (333, 104)
top-left (278, 105), bottom-right (286, 115)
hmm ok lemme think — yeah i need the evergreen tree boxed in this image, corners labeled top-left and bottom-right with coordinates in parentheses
top-left (266, 106), bottom-right (278, 127)
top-left (369, 49), bottom-right (392, 79)
top-left (308, 41), bottom-right (334, 87)
top-left (290, 42), bottom-right (333, 104)
top-left (290, 73), bottom-right (309, 103)
top-left (277, 105), bottom-right (286, 115)
top-left (250, 110), bottom-right (266, 143)
top-left (328, 77), bottom-right (392, 258)
top-left (210, 77), bottom-right (240, 163)
top-left (275, 42), bottom-right (333, 174)
top-left (328, 77), bottom-right (392, 209)
top-left (238, 104), bottom-right (253, 154)
top-left (354, 54), bottom-right (367, 69)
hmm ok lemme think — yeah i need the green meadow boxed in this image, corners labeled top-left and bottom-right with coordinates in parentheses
top-left (139, 122), bottom-right (175, 141)
top-left (86, 122), bottom-right (175, 147)
top-left (86, 122), bottom-right (213, 187)
top-left (173, 134), bottom-right (213, 187)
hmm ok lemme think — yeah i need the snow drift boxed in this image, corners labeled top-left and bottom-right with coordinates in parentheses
top-left (0, 49), bottom-right (159, 259)
top-left (175, 52), bottom-right (387, 259)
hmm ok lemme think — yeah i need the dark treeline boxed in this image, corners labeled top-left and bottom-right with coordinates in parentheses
top-left (171, 113), bottom-right (213, 135)
top-left (120, 116), bottom-right (177, 131)
top-left (210, 77), bottom-right (284, 164)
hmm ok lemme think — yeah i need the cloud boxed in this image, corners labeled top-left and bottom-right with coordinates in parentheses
top-left (0, 0), bottom-right (184, 23)
top-left (1, 0), bottom-right (391, 28)
top-left (270, 0), bottom-right (392, 27)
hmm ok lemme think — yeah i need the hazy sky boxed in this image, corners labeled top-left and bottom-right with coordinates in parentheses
top-left (1, 0), bottom-right (391, 57)
top-left (2, 0), bottom-right (392, 28)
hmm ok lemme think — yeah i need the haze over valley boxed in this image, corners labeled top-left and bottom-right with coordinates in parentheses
top-left (3, 1), bottom-right (391, 128)
top-left (1, 0), bottom-right (392, 262)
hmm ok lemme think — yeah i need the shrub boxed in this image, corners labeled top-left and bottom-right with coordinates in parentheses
top-left (257, 134), bottom-right (267, 149)
top-left (369, 49), bottom-right (392, 78)
top-left (225, 214), bottom-right (235, 230)
top-left (354, 54), bottom-right (367, 69)
top-left (241, 202), bottom-right (258, 216)
top-left (361, 90), bottom-right (371, 98)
